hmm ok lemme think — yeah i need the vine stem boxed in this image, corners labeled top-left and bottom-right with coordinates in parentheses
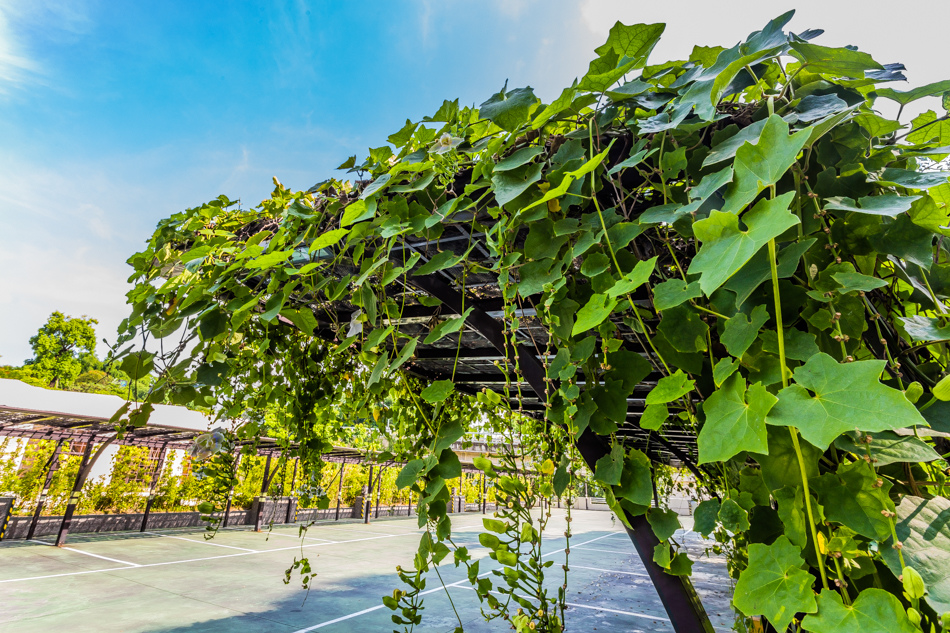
top-left (768, 233), bottom-right (830, 591)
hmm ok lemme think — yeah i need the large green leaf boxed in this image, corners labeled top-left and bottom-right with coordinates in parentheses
top-left (721, 305), bottom-right (769, 357)
top-left (824, 194), bottom-right (919, 217)
top-left (733, 536), bottom-right (818, 632)
top-left (881, 495), bottom-right (950, 614)
top-left (877, 79), bottom-right (950, 105)
top-left (801, 589), bottom-right (918, 633)
top-left (652, 279), bottom-right (702, 311)
top-left (479, 84), bottom-right (537, 132)
top-left (907, 110), bottom-right (950, 146)
top-left (834, 430), bottom-right (941, 466)
top-left (877, 168), bottom-right (950, 190)
top-left (615, 449), bottom-right (653, 507)
top-left (899, 315), bottom-right (950, 341)
top-left (722, 116), bottom-right (811, 213)
top-left (754, 426), bottom-right (822, 492)
top-left (790, 41), bottom-right (883, 77)
top-left (572, 293), bottom-right (617, 335)
top-left (647, 508), bottom-right (680, 541)
top-left (492, 162), bottom-right (543, 207)
top-left (424, 307), bottom-right (473, 344)
top-left (698, 374), bottom-right (776, 464)
top-left (811, 460), bottom-right (895, 540)
top-left (645, 370), bottom-right (695, 404)
top-left (689, 192), bottom-right (800, 296)
top-left (593, 443), bottom-right (624, 485)
top-left (767, 353), bottom-right (928, 448)
top-left (593, 22), bottom-right (665, 68)
top-left (693, 499), bottom-right (721, 536)
top-left (724, 238), bottom-right (816, 308)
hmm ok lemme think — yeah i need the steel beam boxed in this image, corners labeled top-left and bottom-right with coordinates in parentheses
top-left (140, 443), bottom-right (169, 532)
top-left (56, 434), bottom-right (116, 547)
top-left (410, 274), bottom-right (715, 633)
top-left (27, 439), bottom-right (65, 540)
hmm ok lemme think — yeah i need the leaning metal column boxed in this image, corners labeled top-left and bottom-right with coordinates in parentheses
top-left (411, 274), bottom-right (715, 633)
top-left (140, 443), bottom-right (169, 532)
top-left (56, 434), bottom-right (117, 547)
top-left (27, 438), bottom-right (66, 540)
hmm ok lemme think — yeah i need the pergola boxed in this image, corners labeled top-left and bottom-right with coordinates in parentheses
top-left (0, 379), bottom-right (500, 541)
top-left (279, 209), bottom-right (713, 631)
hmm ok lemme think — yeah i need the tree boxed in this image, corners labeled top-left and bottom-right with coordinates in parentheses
top-left (117, 11), bottom-right (950, 632)
top-left (26, 311), bottom-right (98, 388)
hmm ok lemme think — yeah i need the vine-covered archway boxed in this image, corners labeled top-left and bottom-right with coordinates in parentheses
top-left (118, 10), bottom-right (950, 632)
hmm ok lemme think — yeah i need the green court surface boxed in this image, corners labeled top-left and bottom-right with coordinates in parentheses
top-left (0, 510), bottom-right (735, 632)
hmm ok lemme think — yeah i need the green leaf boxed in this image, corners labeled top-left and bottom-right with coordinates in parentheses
top-left (724, 238), bottom-right (816, 308)
top-left (830, 271), bottom-right (888, 294)
top-left (878, 167), bottom-right (950, 190)
top-left (120, 351), bottom-right (155, 381)
top-left (479, 84), bottom-right (537, 132)
top-left (690, 192), bottom-right (800, 296)
top-left (733, 536), bottom-right (818, 632)
top-left (667, 553), bottom-right (693, 576)
top-left (280, 309), bottom-right (318, 336)
top-left (309, 228), bottom-right (349, 253)
top-left (494, 146), bottom-right (545, 172)
top-left (754, 426), bottom-right (822, 492)
top-left (693, 499), bottom-right (721, 536)
top-left (722, 116), bottom-right (810, 213)
top-left (773, 486), bottom-right (808, 547)
top-left (653, 279), bottom-right (702, 311)
top-left (645, 370), bottom-right (695, 405)
top-left (593, 22), bottom-right (665, 68)
top-left (900, 315), bottom-right (950, 341)
top-left (824, 194), bottom-right (919, 217)
top-left (713, 357), bottom-right (740, 387)
top-left (877, 79), bottom-right (950, 105)
top-left (434, 421), bottom-right (464, 453)
top-left (361, 174), bottom-right (391, 199)
top-left (698, 374), bottom-right (776, 464)
top-left (653, 542), bottom-right (671, 568)
top-left (767, 353), bottom-right (928, 448)
top-left (571, 294), bottom-right (617, 335)
top-left (247, 250), bottom-right (292, 269)
top-left (907, 110), bottom-right (950, 146)
top-left (718, 498), bottom-right (750, 533)
top-left (703, 119), bottom-right (767, 167)
top-left (811, 460), bottom-right (895, 540)
top-left (198, 308), bottom-right (228, 340)
top-left (606, 257), bottom-right (657, 298)
top-left (790, 41), bottom-right (883, 77)
top-left (722, 304), bottom-right (769, 357)
top-left (801, 589), bottom-right (918, 633)
top-left (483, 518), bottom-right (507, 533)
top-left (639, 404), bottom-right (668, 430)
top-left (647, 508), bottom-right (680, 541)
top-left (421, 380), bottom-right (455, 403)
top-left (492, 163), bottom-right (543, 208)
top-left (593, 443), bottom-right (624, 485)
top-left (833, 430), bottom-right (941, 466)
top-left (424, 307), bottom-right (473, 344)
top-left (413, 248), bottom-right (472, 277)
top-left (396, 460), bottom-right (426, 489)
top-left (616, 448), bottom-right (653, 506)
top-left (656, 304), bottom-right (708, 353)
top-left (760, 329), bottom-right (820, 362)
top-left (881, 495), bottom-right (950, 614)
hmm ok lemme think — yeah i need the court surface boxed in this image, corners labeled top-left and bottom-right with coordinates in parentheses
top-left (0, 509), bottom-right (736, 632)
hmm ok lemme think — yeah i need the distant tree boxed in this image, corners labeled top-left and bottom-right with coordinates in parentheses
top-left (25, 312), bottom-right (98, 388)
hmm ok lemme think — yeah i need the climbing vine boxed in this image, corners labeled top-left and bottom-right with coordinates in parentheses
top-left (118, 10), bottom-right (950, 631)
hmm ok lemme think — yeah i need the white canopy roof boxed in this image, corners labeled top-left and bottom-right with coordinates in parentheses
top-left (0, 378), bottom-right (212, 433)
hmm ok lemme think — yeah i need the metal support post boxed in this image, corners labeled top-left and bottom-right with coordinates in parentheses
top-left (141, 443), bottom-right (169, 532)
top-left (363, 465), bottom-right (374, 524)
top-left (481, 474), bottom-right (487, 514)
top-left (335, 463), bottom-right (345, 521)
top-left (374, 467), bottom-right (383, 519)
top-left (410, 273), bottom-right (716, 633)
top-left (57, 434), bottom-right (116, 547)
top-left (222, 452), bottom-right (241, 528)
top-left (287, 458), bottom-right (299, 523)
top-left (27, 439), bottom-right (65, 540)
top-left (255, 453), bottom-right (273, 532)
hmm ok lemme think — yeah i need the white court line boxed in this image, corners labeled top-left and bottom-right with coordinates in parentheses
top-left (569, 565), bottom-right (649, 578)
top-left (289, 532), bottom-right (626, 632)
top-left (570, 546), bottom-right (630, 555)
top-left (1, 532), bottom-right (419, 584)
top-left (27, 540), bottom-right (140, 567)
top-left (301, 525), bottom-right (395, 537)
top-left (291, 571), bottom-right (490, 632)
top-left (565, 601), bottom-right (670, 622)
top-left (145, 532), bottom-right (259, 552)
top-left (265, 532), bottom-right (336, 543)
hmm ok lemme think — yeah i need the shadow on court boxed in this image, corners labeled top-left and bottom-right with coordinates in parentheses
top-left (0, 511), bottom-right (736, 632)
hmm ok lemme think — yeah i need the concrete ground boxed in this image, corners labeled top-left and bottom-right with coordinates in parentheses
top-left (0, 510), bottom-right (736, 632)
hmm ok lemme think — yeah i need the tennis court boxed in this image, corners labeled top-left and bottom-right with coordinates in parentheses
top-left (0, 510), bottom-right (735, 632)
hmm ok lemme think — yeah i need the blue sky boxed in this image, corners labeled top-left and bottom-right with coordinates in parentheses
top-left (2, 0), bottom-right (949, 364)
